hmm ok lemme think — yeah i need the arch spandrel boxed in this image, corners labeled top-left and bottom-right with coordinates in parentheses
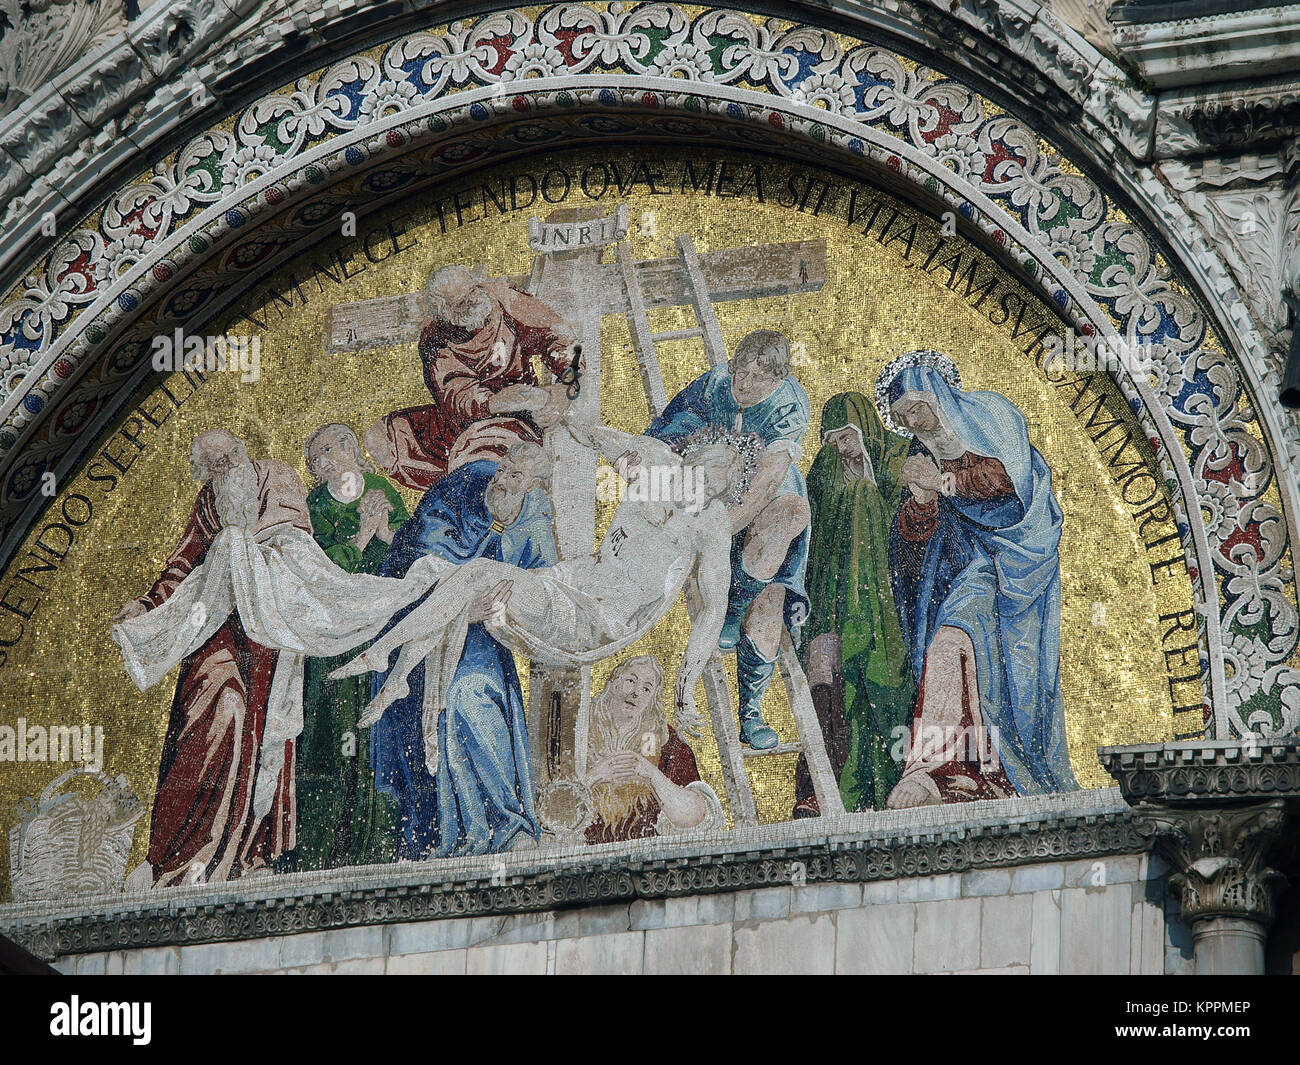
top-left (0, 3), bottom-right (1295, 908)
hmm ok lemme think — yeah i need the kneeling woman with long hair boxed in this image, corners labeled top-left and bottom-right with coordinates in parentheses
top-left (584, 655), bottom-right (725, 843)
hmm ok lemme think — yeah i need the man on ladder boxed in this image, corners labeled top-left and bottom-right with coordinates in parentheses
top-left (631, 329), bottom-right (812, 751)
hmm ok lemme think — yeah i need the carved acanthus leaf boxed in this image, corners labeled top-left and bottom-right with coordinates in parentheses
top-left (0, 0), bottom-right (127, 114)
top-left (1160, 158), bottom-right (1300, 346)
top-left (1131, 801), bottom-right (1288, 924)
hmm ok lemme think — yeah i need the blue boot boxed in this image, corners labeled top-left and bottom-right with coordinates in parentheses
top-left (736, 633), bottom-right (779, 750)
top-left (718, 552), bottom-right (767, 652)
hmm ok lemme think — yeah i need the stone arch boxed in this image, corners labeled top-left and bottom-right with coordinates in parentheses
top-left (0, 2), bottom-right (1295, 741)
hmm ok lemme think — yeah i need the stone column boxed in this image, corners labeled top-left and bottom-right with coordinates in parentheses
top-left (1131, 801), bottom-right (1287, 974)
top-left (1101, 741), bottom-right (1300, 975)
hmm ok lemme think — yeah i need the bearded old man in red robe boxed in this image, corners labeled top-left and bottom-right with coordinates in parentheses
top-left (364, 265), bottom-right (580, 492)
top-left (113, 428), bottom-right (313, 887)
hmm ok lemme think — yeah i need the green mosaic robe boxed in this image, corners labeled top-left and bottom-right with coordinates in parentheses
top-left (287, 472), bottom-right (410, 870)
top-left (804, 393), bottom-right (916, 811)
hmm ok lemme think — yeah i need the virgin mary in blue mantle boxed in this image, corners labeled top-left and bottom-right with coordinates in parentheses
top-left (881, 357), bottom-right (1077, 796)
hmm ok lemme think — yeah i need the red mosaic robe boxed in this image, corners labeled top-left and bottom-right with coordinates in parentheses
top-left (137, 460), bottom-right (313, 885)
top-left (375, 281), bottom-right (575, 491)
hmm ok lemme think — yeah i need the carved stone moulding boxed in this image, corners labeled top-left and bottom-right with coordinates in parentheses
top-left (1174, 89), bottom-right (1300, 157)
top-left (1101, 740), bottom-right (1300, 802)
top-left (0, 796), bottom-right (1143, 959)
top-left (1111, 3), bottom-right (1300, 91)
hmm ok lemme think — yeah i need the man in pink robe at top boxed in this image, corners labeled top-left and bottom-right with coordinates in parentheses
top-left (113, 428), bottom-right (313, 887)
top-left (364, 265), bottom-right (580, 492)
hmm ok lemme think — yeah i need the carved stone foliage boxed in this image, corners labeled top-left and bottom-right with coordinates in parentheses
top-left (1039, 0), bottom-right (1121, 60)
top-left (1158, 154), bottom-right (1300, 349)
top-left (0, 0), bottom-right (128, 113)
top-left (1103, 741), bottom-right (1299, 925)
top-left (1132, 801), bottom-right (1288, 923)
top-left (1183, 97), bottom-right (1300, 157)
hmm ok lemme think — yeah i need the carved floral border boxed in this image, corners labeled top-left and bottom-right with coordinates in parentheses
top-left (3, 806), bottom-right (1146, 959)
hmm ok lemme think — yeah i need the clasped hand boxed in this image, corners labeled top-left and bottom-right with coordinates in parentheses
top-left (901, 454), bottom-right (943, 502)
top-left (587, 751), bottom-right (655, 786)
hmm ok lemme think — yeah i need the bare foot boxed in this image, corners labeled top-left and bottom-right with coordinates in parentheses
top-left (358, 699), bottom-right (386, 729)
top-left (886, 774), bottom-right (942, 809)
top-left (329, 649), bottom-right (376, 681)
top-left (358, 677), bottom-right (408, 728)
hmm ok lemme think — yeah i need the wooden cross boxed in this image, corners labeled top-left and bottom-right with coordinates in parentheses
top-left (324, 209), bottom-right (827, 836)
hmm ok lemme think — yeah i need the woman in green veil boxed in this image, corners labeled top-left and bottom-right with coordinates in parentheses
top-left (794, 391), bottom-right (916, 814)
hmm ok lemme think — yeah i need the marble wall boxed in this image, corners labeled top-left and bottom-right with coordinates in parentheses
top-left (53, 854), bottom-right (1187, 975)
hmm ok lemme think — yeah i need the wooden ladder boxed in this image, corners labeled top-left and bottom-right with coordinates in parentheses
top-left (616, 234), bottom-right (844, 827)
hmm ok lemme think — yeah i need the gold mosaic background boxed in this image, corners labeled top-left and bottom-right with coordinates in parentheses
top-left (0, 147), bottom-right (1195, 897)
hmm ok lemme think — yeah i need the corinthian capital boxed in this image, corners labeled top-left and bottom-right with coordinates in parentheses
top-left (1132, 801), bottom-right (1288, 925)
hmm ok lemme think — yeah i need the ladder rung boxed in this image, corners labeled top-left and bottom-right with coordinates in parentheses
top-left (741, 742), bottom-right (804, 759)
top-left (650, 327), bottom-right (703, 343)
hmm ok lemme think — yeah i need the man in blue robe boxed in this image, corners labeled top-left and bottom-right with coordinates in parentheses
top-left (879, 353), bottom-right (1078, 803)
top-left (641, 329), bottom-right (811, 749)
top-left (369, 442), bottom-right (557, 858)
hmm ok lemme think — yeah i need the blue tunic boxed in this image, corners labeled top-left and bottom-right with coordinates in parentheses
top-left (646, 365), bottom-right (811, 645)
top-left (886, 365), bottom-right (1078, 795)
top-left (370, 460), bottom-right (557, 859)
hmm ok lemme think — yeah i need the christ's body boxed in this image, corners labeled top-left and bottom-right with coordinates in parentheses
top-left (333, 416), bottom-right (754, 730)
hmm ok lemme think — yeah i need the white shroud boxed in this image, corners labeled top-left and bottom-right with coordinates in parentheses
top-left (336, 489), bottom-right (708, 731)
top-left (111, 524), bottom-right (450, 818)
